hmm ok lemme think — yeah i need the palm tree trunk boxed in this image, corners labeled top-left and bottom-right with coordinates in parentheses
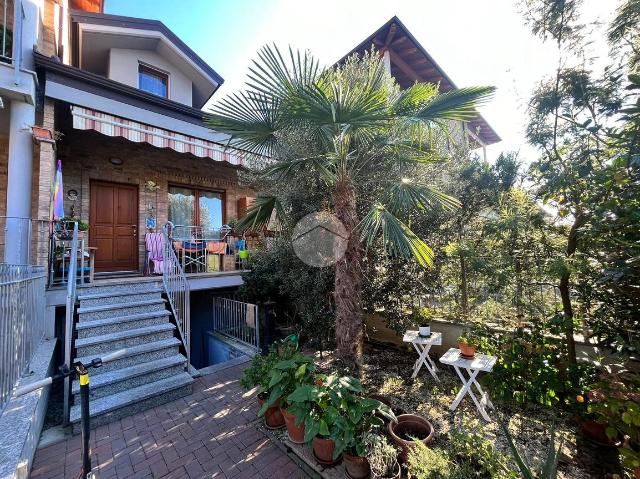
top-left (333, 178), bottom-right (363, 369)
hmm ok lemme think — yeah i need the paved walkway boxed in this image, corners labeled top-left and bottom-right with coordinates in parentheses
top-left (31, 363), bottom-right (308, 479)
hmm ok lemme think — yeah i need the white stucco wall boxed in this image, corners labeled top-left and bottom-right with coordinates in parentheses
top-left (107, 48), bottom-right (193, 106)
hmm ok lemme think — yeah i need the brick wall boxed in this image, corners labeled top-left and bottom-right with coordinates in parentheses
top-left (57, 128), bottom-right (254, 273)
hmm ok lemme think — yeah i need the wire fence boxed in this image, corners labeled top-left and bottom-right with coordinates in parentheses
top-left (0, 263), bottom-right (46, 413)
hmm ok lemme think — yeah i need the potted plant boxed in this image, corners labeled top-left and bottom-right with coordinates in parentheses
top-left (585, 376), bottom-right (640, 476)
top-left (368, 436), bottom-right (400, 479)
top-left (387, 414), bottom-right (435, 463)
top-left (239, 346), bottom-right (285, 428)
top-left (337, 395), bottom-right (396, 478)
top-left (413, 307), bottom-right (435, 337)
top-left (263, 352), bottom-right (315, 443)
top-left (458, 330), bottom-right (481, 358)
top-left (55, 216), bottom-right (90, 239)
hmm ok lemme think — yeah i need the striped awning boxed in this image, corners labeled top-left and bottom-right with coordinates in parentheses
top-left (71, 105), bottom-right (245, 166)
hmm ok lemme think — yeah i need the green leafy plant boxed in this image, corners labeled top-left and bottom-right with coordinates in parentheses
top-left (458, 330), bottom-right (481, 348)
top-left (258, 352), bottom-right (314, 416)
top-left (412, 307), bottom-right (436, 325)
top-left (368, 435), bottom-right (399, 478)
top-left (478, 325), bottom-right (597, 407)
top-left (586, 375), bottom-right (640, 473)
top-left (501, 420), bottom-right (562, 479)
top-left (406, 440), bottom-right (451, 479)
top-left (239, 348), bottom-right (279, 392)
top-left (449, 429), bottom-right (516, 479)
top-left (287, 374), bottom-right (396, 459)
top-left (59, 216), bottom-right (89, 231)
top-left (239, 338), bottom-right (298, 393)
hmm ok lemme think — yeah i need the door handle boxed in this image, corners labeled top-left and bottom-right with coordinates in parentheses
top-left (132, 224), bottom-right (137, 238)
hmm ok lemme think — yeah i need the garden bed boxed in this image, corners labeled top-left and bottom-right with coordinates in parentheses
top-left (308, 343), bottom-right (623, 479)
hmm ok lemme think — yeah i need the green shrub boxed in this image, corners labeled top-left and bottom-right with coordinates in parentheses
top-left (449, 430), bottom-right (517, 479)
top-left (407, 441), bottom-right (451, 479)
top-left (477, 325), bottom-right (597, 407)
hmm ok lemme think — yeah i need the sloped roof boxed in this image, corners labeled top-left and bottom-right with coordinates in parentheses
top-left (340, 16), bottom-right (500, 145)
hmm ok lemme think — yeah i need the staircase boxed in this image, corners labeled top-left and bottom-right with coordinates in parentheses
top-left (70, 282), bottom-right (193, 429)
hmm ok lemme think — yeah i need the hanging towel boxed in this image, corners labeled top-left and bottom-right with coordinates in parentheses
top-left (145, 233), bottom-right (165, 274)
top-left (245, 306), bottom-right (256, 329)
top-left (207, 241), bottom-right (226, 255)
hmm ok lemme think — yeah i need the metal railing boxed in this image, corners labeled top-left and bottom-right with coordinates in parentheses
top-left (212, 297), bottom-right (260, 351)
top-left (0, 215), bottom-right (33, 264)
top-left (0, 263), bottom-right (45, 413)
top-left (161, 222), bottom-right (190, 365)
top-left (0, 0), bottom-right (14, 62)
top-left (62, 222), bottom-right (78, 425)
top-left (167, 224), bottom-right (260, 274)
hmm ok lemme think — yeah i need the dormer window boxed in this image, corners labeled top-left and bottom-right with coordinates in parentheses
top-left (138, 63), bottom-right (168, 98)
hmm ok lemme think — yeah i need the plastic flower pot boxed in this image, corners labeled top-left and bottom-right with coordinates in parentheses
top-left (257, 395), bottom-right (284, 429)
top-left (458, 342), bottom-right (476, 358)
top-left (312, 435), bottom-right (341, 466)
top-left (343, 451), bottom-right (370, 479)
top-left (388, 414), bottom-right (434, 463)
top-left (281, 408), bottom-right (305, 444)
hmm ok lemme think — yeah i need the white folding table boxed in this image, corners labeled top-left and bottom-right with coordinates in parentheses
top-left (403, 330), bottom-right (442, 382)
top-left (439, 348), bottom-right (497, 421)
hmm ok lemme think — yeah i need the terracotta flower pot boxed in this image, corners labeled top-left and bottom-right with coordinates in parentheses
top-left (388, 414), bottom-right (434, 463)
top-left (458, 342), bottom-right (476, 358)
top-left (343, 451), bottom-right (370, 479)
top-left (579, 419), bottom-right (618, 446)
top-left (312, 435), bottom-right (341, 465)
top-left (257, 395), bottom-right (285, 429)
top-left (281, 408), bottom-right (305, 444)
top-left (634, 466), bottom-right (640, 479)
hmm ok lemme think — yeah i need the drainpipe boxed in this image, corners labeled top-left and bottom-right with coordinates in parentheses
top-left (4, 0), bottom-right (39, 264)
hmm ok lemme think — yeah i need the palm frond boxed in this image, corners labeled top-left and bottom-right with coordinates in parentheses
top-left (393, 83), bottom-right (439, 116)
top-left (206, 91), bottom-right (281, 157)
top-left (236, 195), bottom-right (286, 232)
top-left (246, 45), bottom-right (320, 101)
top-left (409, 86), bottom-right (496, 123)
top-left (384, 179), bottom-right (461, 213)
top-left (263, 155), bottom-right (336, 184)
top-left (358, 204), bottom-right (434, 267)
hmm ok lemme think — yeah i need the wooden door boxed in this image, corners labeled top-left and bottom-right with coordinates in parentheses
top-left (90, 181), bottom-right (139, 272)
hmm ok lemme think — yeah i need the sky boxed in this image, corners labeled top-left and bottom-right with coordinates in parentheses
top-left (104, 0), bottom-right (616, 164)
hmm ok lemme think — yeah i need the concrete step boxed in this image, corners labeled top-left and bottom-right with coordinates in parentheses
top-left (76, 282), bottom-right (163, 297)
top-left (75, 310), bottom-right (171, 338)
top-left (72, 354), bottom-right (187, 400)
top-left (75, 323), bottom-right (176, 357)
top-left (74, 337), bottom-right (182, 376)
top-left (77, 298), bottom-right (168, 322)
top-left (78, 289), bottom-right (164, 308)
top-left (78, 287), bottom-right (163, 301)
top-left (69, 372), bottom-right (193, 428)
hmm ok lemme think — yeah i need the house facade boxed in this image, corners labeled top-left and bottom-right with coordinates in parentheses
top-left (0, 0), bottom-right (500, 452)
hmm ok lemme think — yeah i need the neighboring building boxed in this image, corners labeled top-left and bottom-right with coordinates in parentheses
top-left (0, 3), bottom-right (499, 469)
top-left (342, 16), bottom-right (501, 158)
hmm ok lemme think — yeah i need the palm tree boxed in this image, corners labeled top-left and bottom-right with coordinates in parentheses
top-left (206, 46), bottom-right (495, 367)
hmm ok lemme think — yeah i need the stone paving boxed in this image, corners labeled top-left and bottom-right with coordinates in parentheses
top-left (30, 363), bottom-right (309, 479)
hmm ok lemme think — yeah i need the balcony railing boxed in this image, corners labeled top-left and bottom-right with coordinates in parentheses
top-left (166, 225), bottom-right (261, 274)
top-left (0, 0), bottom-right (14, 63)
top-left (0, 263), bottom-right (46, 413)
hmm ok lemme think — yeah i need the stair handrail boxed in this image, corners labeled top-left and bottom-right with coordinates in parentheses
top-left (161, 222), bottom-right (190, 367)
top-left (63, 222), bottom-right (79, 425)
